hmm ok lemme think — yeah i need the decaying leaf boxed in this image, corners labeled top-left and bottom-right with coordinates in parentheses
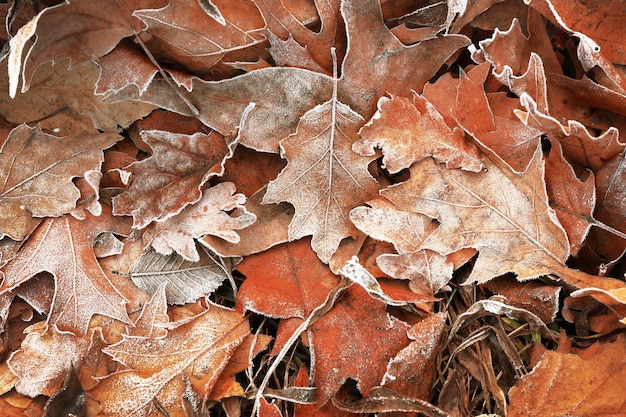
top-left (0, 208), bottom-right (131, 335)
top-left (90, 303), bottom-right (250, 417)
top-left (112, 130), bottom-right (234, 229)
top-left (128, 244), bottom-right (238, 305)
top-left (508, 334), bottom-right (626, 417)
top-left (262, 74), bottom-right (379, 262)
top-left (0, 124), bottom-right (119, 241)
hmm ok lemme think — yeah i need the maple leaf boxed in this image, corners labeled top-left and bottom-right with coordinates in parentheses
top-left (90, 303), bottom-right (250, 417)
top-left (112, 129), bottom-right (235, 229)
top-left (508, 334), bottom-right (626, 416)
top-left (309, 285), bottom-right (410, 405)
top-left (0, 208), bottom-right (131, 335)
top-left (262, 72), bottom-right (379, 262)
top-left (0, 124), bottom-right (120, 241)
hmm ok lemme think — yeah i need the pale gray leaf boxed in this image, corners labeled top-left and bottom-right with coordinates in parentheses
top-left (129, 244), bottom-right (238, 305)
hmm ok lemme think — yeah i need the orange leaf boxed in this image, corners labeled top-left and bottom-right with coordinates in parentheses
top-left (508, 334), bottom-right (626, 416)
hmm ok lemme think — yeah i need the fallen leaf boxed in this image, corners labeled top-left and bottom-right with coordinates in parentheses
top-left (0, 124), bottom-right (119, 240)
top-left (112, 129), bottom-right (234, 229)
top-left (0, 208), bottom-right (131, 335)
top-left (90, 303), bottom-right (250, 417)
top-left (142, 182), bottom-right (256, 261)
top-left (134, 0), bottom-right (266, 75)
top-left (15, 0), bottom-right (168, 93)
top-left (508, 333), bottom-right (626, 416)
top-left (8, 322), bottom-right (93, 397)
top-left (262, 72), bottom-right (379, 262)
top-left (382, 145), bottom-right (593, 287)
top-left (308, 285), bottom-right (410, 405)
top-left (128, 244), bottom-right (238, 305)
top-left (0, 61), bottom-right (156, 135)
top-left (353, 94), bottom-right (483, 174)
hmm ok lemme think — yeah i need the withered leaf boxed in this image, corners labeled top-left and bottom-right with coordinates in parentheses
top-left (112, 129), bottom-right (234, 229)
top-left (15, 0), bottom-right (168, 93)
top-left (90, 304), bottom-right (250, 417)
top-left (0, 124), bottom-right (119, 241)
top-left (142, 182), bottom-right (256, 261)
top-left (262, 78), bottom-right (379, 262)
top-left (382, 146), bottom-right (570, 285)
top-left (508, 334), bottom-right (626, 416)
top-left (128, 244), bottom-right (238, 305)
top-left (0, 208), bottom-right (131, 335)
top-left (354, 94), bottom-right (483, 174)
top-left (309, 285), bottom-right (410, 406)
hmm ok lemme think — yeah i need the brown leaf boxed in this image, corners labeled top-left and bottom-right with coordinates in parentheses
top-left (15, 0), bottom-right (168, 93)
top-left (262, 75), bottom-right (379, 262)
top-left (134, 0), bottom-right (266, 75)
top-left (0, 61), bottom-right (156, 135)
top-left (0, 208), bottom-right (131, 335)
top-left (354, 94), bottom-right (483, 174)
top-left (142, 182), bottom-right (256, 261)
top-left (382, 146), bottom-right (572, 285)
top-left (309, 285), bottom-right (410, 405)
top-left (256, 0), bottom-right (342, 74)
top-left (381, 313), bottom-right (447, 400)
top-left (508, 334), bottom-right (626, 417)
top-left (544, 140), bottom-right (597, 255)
top-left (0, 124), bottom-right (119, 240)
top-left (8, 322), bottom-right (93, 397)
top-left (90, 304), bottom-right (250, 417)
top-left (349, 199), bottom-right (453, 295)
top-left (112, 129), bottom-right (234, 229)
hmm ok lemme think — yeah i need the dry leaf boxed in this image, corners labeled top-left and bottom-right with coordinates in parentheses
top-left (0, 124), bottom-right (119, 240)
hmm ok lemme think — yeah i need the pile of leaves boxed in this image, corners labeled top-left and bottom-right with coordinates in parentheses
top-left (0, 0), bottom-right (625, 415)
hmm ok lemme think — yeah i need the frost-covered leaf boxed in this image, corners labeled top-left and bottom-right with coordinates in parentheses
top-left (142, 182), bottom-right (256, 261)
top-left (128, 244), bottom-right (238, 305)
top-left (0, 125), bottom-right (119, 240)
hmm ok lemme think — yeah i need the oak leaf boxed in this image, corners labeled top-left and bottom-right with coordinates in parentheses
top-left (0, 61), bottom-right (156, 135)
top-left (0, 124), bottom-right (119, 240)
top-left (354, 94), bottom-right (483, 174)
top-left (142, 182), bottom-right (256, 261)
top-left (381, 146), bottom-right (570, 285)
top-left (0, 208), bottom-right (132, 335)
top-left (134, 0), bottom-right (266, 75)
top-left (349, 199), bottom-right (454, 296)
top-left (90, 303), bottom-right (250, 417)
top-left (13, 0), bottom-right (168, 93)
top-left (112, 129), bottom-right (234, 229)
top-left (262, 78), bottom-right (379, 262)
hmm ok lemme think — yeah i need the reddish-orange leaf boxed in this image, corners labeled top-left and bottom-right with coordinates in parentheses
top-left (508, 334), bottom-right (626, 416)
top-left (309, 285), bottom-right (410, 406)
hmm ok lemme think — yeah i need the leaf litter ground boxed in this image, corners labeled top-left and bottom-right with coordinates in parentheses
top-left (0, 0), bottom-right (625, 416)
